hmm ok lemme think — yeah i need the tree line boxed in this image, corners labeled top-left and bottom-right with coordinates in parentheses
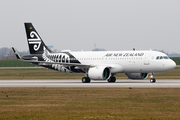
top-left (0, 47), bottom-right (29, 60)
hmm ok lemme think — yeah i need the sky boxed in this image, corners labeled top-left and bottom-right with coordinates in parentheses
top-left (0, 0), bottom-right (180, 53)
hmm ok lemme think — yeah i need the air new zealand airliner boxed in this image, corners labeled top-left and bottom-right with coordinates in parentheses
top-left (12, 23), bottom-right (176, 83)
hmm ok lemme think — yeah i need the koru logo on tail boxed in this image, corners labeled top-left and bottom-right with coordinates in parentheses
top-left (28, 31), bottom-right (41, 51)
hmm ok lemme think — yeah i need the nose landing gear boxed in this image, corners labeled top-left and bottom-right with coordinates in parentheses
top-left (150, 73), bottom-right (156, 83)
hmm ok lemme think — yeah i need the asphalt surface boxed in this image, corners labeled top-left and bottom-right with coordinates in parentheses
top-left (0, 79), bottom-right (180, 88)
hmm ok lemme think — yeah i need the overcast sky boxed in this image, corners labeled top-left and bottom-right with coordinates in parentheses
top-left (0, 0), bottom-right (180, 53)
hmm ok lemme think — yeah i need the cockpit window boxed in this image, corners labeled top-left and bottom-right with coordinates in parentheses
top-left (156, 56), bottom-right (159, 60)
top-left (163, 56), bottom-right (169, 59)
top-left (156, 56), bottom-right (169, 60)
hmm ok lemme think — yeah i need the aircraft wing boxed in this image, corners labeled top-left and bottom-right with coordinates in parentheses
top-left (12, 47), bottom-right (109, 69)
top-left (22, 60), bottom-right (92, 68)
top-left (39, 62), bottom-right (92, 68)
top-left (33, 61), bottom-right (115, 69)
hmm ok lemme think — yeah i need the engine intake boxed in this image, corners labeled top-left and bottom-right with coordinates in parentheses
top-left (88, 67), bottom-right (111, 80)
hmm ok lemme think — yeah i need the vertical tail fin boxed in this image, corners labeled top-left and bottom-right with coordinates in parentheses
top-left (24, 23), bottom-right (51, 54)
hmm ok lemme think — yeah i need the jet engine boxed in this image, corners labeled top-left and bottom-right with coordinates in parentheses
top-left (126, 73), bottom-right (148, 79)
top-left (88, 67), bottom-right (111, 80)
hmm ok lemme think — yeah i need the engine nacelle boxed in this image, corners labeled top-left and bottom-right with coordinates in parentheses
top-left (88, 67), bottom-right (111, 80)
top-left (126, 73), bottom-right (148, 79)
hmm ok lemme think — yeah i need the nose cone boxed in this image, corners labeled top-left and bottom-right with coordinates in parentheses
top-left (168, 60), bottom-right (176, 70)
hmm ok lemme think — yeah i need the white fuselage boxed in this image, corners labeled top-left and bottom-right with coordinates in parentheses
top-left (44, 50), bottom-right (176, 74)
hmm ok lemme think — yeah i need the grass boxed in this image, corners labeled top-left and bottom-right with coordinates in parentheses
top-left (153, 67), bottom-right (180, 79)
top-left (0, 88), bottom-right (180, 120)
top-left (0, 67), bottom-right (179, 79)
top-left (0, 64), bottom-right (179, 119)
top-left (171, 57), bottom-right (180, 65)
top-left (0, 60), bottom-right (38, 67)
top-left (0, 68), bottom-right (84, 79)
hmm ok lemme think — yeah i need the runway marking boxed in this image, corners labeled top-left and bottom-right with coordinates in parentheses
top-left (0, 79), bottom-right (180, 88)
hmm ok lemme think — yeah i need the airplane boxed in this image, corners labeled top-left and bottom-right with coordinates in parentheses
top-left (12, 23), bottom-right (176, 83)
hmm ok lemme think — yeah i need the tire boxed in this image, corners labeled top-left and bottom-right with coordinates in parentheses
top-left (86, 77), bottom-right (91, 83)
top-left (150, 78), bottom-right (156, 83)
top-left (82, 77), bottom-right (91, 83)
top-left (112, 77), bottom-right (116, 82)
top-left (82, 77), bottom-right (86, 83)
top-left (108, 77), bottom-right (116, 83)
top-left (107, 77), bottom-right (111, 83)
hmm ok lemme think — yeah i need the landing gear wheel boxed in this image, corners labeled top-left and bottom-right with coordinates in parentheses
top-left (150, 78), bottom-right (156, 83)
top-left (108, 77), bottom-right (116, 83)
top-left (82, 77), bottom-right (91, 83)
top-left (150, 73), bottom-right (156, 83)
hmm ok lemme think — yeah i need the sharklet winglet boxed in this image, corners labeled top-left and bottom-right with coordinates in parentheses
top-left (12, 47), bottom-right (22, 60)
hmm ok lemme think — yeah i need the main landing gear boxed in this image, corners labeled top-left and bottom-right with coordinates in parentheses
top-left (82, 76), bottom-right (116, 83)
top-left (82, 77), bottom-right (91, 83)
top-left (150, 73), bottom-right (156, 83)
top-left (107, 76), bottom-right (116, 83)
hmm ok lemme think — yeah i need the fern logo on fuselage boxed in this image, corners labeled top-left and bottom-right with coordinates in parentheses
top-left (28, 31), bottom-right (41, 51)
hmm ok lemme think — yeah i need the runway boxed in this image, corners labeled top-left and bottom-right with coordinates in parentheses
top-left (0, 79), bottom-right (180, 88)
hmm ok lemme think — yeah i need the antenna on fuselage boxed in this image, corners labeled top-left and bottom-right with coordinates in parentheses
top-left (133, 48), bottom-right (136, 51)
